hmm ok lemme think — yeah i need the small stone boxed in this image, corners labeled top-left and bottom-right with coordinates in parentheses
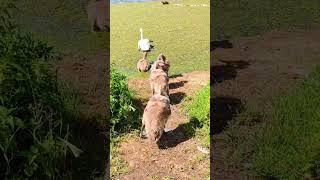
top-left (197, 146), bottom-right (210, 154)
top-left (128, 161), bottom-right (135, 167)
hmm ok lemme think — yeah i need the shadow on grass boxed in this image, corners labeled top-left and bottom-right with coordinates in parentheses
top-left (169, 80), bottom-right (188, 90)
top-left (211, 40), bottom-right (233, 51)
top-left (158, 117), bottom-right (201, 149)
top-left (169, 92), bottom-right (187, 105)
top-left (210, 60), bottom-right (250, 85)
top-left (169, 74), bottom-right (183, 78)
top-left (211, 96), bottom-right (243, 135)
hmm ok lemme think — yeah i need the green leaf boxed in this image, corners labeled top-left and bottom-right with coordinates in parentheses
top-left (58, 137), bottom-right (83, 158)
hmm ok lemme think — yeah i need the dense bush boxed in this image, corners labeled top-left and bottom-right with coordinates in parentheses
top-left (186, 85), bottom-right (210, 148)
top-left (110, 67), bottom-right (140, 140)
top-left (0, 6), bottom-right (81, 179)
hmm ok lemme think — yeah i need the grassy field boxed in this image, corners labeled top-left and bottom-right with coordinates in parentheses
top-left (213, 0), bottom-right (320, 40)
top-left (111, 0), bottom-right (210, 77)
top-left (251, 67), bottom-right (320, 178)
top-left (11, 0), bottom-right (108, 55)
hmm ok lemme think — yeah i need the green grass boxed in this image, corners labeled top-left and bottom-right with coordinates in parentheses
top-left (186, 84), bottom-right (210, 148)
top-left (250, 66), bottom-right (320, 179)
top-left (213, 0), bottom-right (320, 40)
top-left (111, 0), bottom-right (210, 77)
top-left (11, 0), bottom-right (108, 55)
top-left (110, 138), bottom-right (133, 177)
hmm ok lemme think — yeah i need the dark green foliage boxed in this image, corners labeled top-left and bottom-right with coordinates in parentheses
top-left (0, 6), bottom-right (81, 179)
top-left (110, 67), bottom-right (140, 139)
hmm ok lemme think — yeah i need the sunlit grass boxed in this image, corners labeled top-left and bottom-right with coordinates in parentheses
top-left (111, 0), bottom-right (210, 77)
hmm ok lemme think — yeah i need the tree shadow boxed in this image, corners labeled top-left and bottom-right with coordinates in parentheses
top-left (211, 96), bottom-right (243, 135)
top-left (157, 117), bottom-right (200, 149)
top-left (211, 40), bottom-right (233, 51)
top-left (169, 80), bottom-right (188, 90)
top-left (169, 92), bottom-right (186, 105)
top-left (211, 60), bottom-right (250, 85)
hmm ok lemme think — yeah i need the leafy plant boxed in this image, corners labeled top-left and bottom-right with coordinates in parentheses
top-left (0, 7), bottom-right (82, 179)
top-left (110, 67), bottom-right (142, 177)
top-left (110, 67), bottom-right (140, 139)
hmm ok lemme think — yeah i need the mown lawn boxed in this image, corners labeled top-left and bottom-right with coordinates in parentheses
top-left (213, 0), bottom-right (320, 40)
top-left (111, 0), bottom-right (210, 77)
top-left (11, 0), bottom-right (108, 55)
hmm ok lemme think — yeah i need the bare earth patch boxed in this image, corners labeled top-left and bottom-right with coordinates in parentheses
top-left (112, 71), bottom-right (210, 179)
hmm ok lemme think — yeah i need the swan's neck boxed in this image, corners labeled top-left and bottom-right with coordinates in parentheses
top-left (140, 28), bottom-right (143, 40)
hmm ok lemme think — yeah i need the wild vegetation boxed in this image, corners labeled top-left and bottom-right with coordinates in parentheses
top-left (0, 1), bottom-right (106, 179)
top-left (110, 67), bottom-right (141, 142)
top-left (110, 67), bottom-right (141, 177)
top-left (0, 6), bottom-right (82, 179)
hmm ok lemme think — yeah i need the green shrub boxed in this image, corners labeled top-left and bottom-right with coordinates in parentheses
top-left (186, 85), bottom-right (210, 148)
top-left (251, 66), bottom-right (320, 179)
top-left (0, 8), bottom-right (81, 179)
top-left (110, 67), bottom-right (140, 140)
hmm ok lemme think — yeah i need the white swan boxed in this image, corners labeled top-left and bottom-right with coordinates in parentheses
top-left (138, 28), bottom-right (151, 52)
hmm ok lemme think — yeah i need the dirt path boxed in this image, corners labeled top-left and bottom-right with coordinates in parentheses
top-left (212, 26), bottom-right (320, 179)
top-left (112, 71), bottom-right (210, 179)
top-left (54, 51), bottom-right (210, 179)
